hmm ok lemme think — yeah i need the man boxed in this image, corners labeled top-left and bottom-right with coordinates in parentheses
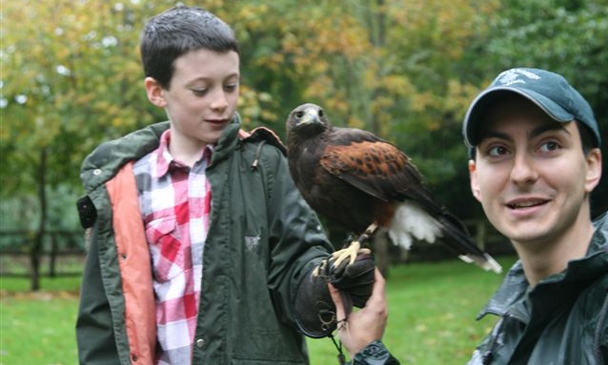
top-left (330, 68), bottom-right (608, 364)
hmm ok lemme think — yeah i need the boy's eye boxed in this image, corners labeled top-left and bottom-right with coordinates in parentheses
top-left (192, 88), bottom-right (208, 96)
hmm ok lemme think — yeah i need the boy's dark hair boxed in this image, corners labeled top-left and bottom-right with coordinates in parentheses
top-left (140, 5), bottom-right (240, 89)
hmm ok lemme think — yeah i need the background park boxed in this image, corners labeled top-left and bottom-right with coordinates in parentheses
top-left (1, 0), bottom-right (607, 364)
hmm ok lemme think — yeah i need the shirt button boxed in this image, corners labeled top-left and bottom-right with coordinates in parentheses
top-left (93, 169), bottom-right (102, 175)
top-left (196, 338), bottom-right (205, 348)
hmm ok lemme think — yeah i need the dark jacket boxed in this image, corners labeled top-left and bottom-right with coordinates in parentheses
top-left (356, 212), bottom-right (608, 365)
top-left (75, 117), bottom-right (334, 364)
top-left (468, 212), bottom-right (608, 365)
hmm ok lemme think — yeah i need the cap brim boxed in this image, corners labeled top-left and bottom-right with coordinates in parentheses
top-left (463, 87), bottom-right (575, 147)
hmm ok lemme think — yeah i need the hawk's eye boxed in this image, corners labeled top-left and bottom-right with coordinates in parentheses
top-left (318, 110), bottom-right (324, 117)
top-left (296, 111), bottom-right (304, 118)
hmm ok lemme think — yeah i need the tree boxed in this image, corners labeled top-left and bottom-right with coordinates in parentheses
top-left (0, 0), bottom-right (277, 289)
top-left (2, 0), bottom-right (152, 289)
top-left (4, 0), bottom-right (606, 288)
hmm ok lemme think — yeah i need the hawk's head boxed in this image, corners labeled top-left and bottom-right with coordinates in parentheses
top-left (286, 103), bottom-right (331, 141)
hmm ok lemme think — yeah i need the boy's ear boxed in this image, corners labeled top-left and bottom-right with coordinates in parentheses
top-left (144, 77), bottom-right (167, 108)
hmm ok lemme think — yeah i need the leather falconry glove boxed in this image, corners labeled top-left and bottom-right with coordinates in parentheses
top-left (294, 250), bottom-right (375, 338)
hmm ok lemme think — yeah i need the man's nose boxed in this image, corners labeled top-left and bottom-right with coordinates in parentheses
top-left (509, 153), bottom-right (539, 185)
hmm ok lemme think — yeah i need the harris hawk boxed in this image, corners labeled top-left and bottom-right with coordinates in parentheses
top-left (285, 103), bottom-right (502, 275)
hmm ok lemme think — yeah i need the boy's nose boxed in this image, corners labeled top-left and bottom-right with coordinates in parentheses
top-left (210, 90), bottom-right (229, 111)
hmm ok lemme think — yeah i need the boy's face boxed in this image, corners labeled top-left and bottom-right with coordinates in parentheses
top-left (146, 48), bottom-right (240, 147)
top-left (468, 97), bottom-right (601, 249)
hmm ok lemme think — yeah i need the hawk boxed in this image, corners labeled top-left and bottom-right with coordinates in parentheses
top-left (285, 103), bottom-right (501, 274)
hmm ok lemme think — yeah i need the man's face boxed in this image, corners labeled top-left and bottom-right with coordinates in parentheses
top-left (147, 48), bottom-right (240, 148)
top-left (468, 97), bottom-right (601, 248)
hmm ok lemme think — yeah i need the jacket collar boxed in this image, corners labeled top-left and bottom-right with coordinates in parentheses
top-left (208, 113), bottom-right (241, 168)
top-left (477, 212), bottom-right (608, 320)
top-left (81, 114), bottom-right (243, 191)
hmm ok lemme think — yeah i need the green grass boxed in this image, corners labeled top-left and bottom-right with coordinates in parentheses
top-left (0, 276), bottom-right (82, 292)
top-left (0, 256), bottom-right (517, 365)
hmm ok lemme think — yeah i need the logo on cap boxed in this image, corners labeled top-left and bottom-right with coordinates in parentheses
top-left (496, 69), bottom-right (541, 86)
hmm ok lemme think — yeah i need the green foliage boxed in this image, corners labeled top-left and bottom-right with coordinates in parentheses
top-left (485, 0), bottom-right (608, 115)
top-left (0, 185), bottom-right (82, 252)
top-left (463, 0), bottom-right (608, 215)
top-left (2, 0), bottom-right (607, 227)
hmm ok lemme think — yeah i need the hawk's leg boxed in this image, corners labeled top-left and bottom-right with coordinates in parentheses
top-left (330, 223), bottom-right (377, 268)
top-left (330, 223), bottom-right (378, 267)
top-left (312, 223), bottom-right (378, 277)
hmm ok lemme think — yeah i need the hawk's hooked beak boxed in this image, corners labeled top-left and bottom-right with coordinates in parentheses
top-left (296, 108), bottom-right (321, 126)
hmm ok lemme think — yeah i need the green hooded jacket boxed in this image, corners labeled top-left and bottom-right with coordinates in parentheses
top-left (353, 213), bottom-right (608, 365)
top-left (75, 116), bottom-right (333, 365)
top-left (468, 212), bottom-right (608, 365)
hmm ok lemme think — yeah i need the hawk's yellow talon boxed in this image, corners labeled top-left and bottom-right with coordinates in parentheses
top-left (331, 241), bottom-right (361, 268)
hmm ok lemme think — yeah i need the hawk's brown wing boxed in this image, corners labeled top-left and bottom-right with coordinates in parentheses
top-left (320, 130), bottom-right (425, 203)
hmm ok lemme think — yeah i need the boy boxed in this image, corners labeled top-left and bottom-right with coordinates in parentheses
top-left (76, 5), bottom-right (372, 364)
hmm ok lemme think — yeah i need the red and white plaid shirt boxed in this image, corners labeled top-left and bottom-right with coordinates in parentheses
top-left (133, 130), bottom-right (212, 365)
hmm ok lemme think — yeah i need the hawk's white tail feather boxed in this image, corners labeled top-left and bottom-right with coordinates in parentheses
top-left (459, 254), bottom-right (503, 274)
top-left (387, 201), bottom-right (443, 250)
top-left (386, 202), bottom-right (503, 274)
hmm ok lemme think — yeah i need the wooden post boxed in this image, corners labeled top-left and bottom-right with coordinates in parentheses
top-left (49, 233), bottom-right (58, 278)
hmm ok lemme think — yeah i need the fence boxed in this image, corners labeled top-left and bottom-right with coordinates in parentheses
top-left (0, 229), bottom-right (85, 277)
top-left (0, 219), bottom-right (513, 277)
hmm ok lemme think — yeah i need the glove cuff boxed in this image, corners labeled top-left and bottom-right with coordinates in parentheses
top-left (294, 266), bottom-right (337, 338)
top-left (294, 252), bottom-right (376, 338)
top-left (329, 252), bottom-right (375, 308)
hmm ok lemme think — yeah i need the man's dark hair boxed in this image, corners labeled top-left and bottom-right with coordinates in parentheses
top-left (578, 121), bottom-right (598, 155)
top-left (139, 5), bottom-right (240, 89)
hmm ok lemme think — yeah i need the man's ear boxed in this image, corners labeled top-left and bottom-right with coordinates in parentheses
top-left (585, 148), bottom-right (603, 194)
top-left (144, 77), bottom-right (167, 108)
top-left (469, 159), bottom-right (482, 202)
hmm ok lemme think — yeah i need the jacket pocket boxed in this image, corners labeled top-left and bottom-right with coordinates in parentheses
top-left (144, 216), bottom-right (183, 283)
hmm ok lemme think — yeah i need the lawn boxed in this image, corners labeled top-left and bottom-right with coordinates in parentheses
top-left (0, 256), bottom-right (516, 365)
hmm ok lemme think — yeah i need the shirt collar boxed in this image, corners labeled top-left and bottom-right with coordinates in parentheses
top-left (154, 129), bottom-right (214, 178)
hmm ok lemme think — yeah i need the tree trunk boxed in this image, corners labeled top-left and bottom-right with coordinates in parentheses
top-left (30, 147), bottom-right (47, 291)
top-left (366, 0), bottom-right (390, 278)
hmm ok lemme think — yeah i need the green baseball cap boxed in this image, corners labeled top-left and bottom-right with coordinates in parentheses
top-left (463, 68), bottom-right (601, 148)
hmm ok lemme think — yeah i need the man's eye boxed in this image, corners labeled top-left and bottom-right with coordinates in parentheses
top-left (488, 145), bottom-right (509, 156)
top-left (539, 141), bottom-right (561, 153)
